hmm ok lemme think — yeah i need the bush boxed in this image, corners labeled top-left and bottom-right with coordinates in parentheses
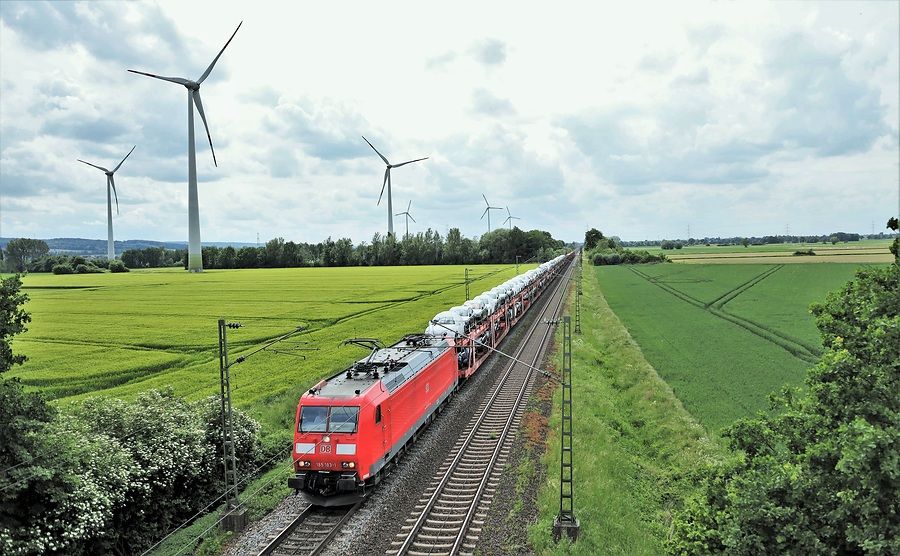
top-left (74, 264), bottom-right (103, 274)
top-left (52, 263), bottom-right (74, 275)
top-left (590, 247), bottom-right (668, 266)
top-left (793, 249), bottom-right (816, 256)
top-left (108, 260), bottom-right (129, 273)
top-left (0, 388), bottom-right (269, 555)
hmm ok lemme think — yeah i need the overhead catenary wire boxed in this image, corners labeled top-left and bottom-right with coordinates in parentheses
top-left (166, 257), bottom-right (572, 555)
top-left (161, 257), bottom-right (572, 555)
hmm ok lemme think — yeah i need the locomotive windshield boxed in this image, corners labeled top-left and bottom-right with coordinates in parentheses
top-left (329, 407), bottom-right (359, 433)
top-left (300, 406), bottom-right (328, 432)
top-left (299, 406), bottom-right (359, 433)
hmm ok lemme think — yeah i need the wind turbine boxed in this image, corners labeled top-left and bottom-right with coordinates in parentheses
top-left (77, 145), bottom-right (136, 261)
top-left (394, 200), bottom-right (417, 238)
top-left (503, 206), bottom-right (521, 230)
top-left (480, 194), bottom-right (503, 234)
top-left (362, 136), bottom-right (428, 237)
top-left (128, 22), bottom-right (242, 272)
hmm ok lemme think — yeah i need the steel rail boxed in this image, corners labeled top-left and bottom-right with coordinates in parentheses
top-left (394, 256), bottom-right (574, 555)
top-left (258, 501), bottom-right (361, 556)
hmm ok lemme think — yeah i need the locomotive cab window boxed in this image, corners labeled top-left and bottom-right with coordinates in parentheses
top-left (328, 406), bottom-right (359, 433)
top-left (299, 406), bottom-right (328, 433)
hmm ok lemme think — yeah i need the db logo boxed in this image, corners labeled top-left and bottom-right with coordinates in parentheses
top-left (320, 444), bottom-right (332, 454)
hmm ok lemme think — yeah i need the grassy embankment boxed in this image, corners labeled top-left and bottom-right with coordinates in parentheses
top-left (529, 263), bottom-right (721, 554)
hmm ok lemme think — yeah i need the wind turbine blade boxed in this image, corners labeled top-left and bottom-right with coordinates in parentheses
top-left (112, 145), bottom-right (136, 173)
top-left (407, 200), bottom-right (412, 212)
top-left (482, 193), bottom-right (490, 206)
top-left (395, 212), bottom-right (404, 217)
top-left (362, 135), bottom-right (390, 165)
top-left (408, 214), bottom-right (416, 223)
top-left (127, 70), bottom-right (191, 86)
top-left (192, 90), bottom-right (217, 166)
top-left (377, 168), bottom-right (389, 205)
top-left (77, 159), bottom-right (109, 172)
top-left (197, 21), bottom-right (243, 84)
top-left (506, 206), bottom-right (512, 217)
top-left (481, 207), bottom-right (489, 219)
top-left (109, 175), bottom-right (119, 215)
top-left (391, 156), bottom-right (428, 168)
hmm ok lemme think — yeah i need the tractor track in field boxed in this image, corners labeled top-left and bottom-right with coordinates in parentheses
top-left (706, 265), bottom-right (784, 308)
top-left (628, 266), bottom-right (821, 364)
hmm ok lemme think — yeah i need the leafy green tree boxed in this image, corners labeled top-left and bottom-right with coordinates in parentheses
top-left (669, 265), bottom-right (900, 555)
top-left (0, 276), bottom-right (31, 374)
top-left (219, 245), bottom-right (237, 269)
top-left (888, 217), bottom-right (898, 264)
top-left (235, 246), bottom-right (258, 268)
top-left (4, 239), bottom-right (49, 272)
top-left (584, 228), bottom-right (604, 250)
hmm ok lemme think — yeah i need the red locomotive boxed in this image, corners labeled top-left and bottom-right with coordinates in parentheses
top-left (289, 254), bottom-right (572, 505)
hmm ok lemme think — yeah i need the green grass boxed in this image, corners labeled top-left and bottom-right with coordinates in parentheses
top-left (594, 263), bottom-right (869, 431)
top-left (8, 264), bottom-right (532, 431)
top-left (530, 264), bottom-right (721, 554)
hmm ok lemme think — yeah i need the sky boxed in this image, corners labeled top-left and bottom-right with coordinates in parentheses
top-left (0, 1), bottom-right (897, 243)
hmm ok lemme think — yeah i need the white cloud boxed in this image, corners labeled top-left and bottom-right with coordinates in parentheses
top-left (1, 0), bottom-right (897, 244)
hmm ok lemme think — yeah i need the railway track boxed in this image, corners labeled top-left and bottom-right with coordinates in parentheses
top-left (257, 502), bottom-right (361, 556)
top-left (390, 259), bottom-right (574, 556)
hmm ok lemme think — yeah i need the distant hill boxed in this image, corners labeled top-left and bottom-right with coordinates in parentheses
top-left (0, 237), bottom-right (257, 256)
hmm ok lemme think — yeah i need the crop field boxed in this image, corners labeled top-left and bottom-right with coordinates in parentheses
top-left (594, 262), bottom-right (871, 431)
top-left (641, 239), bottom-right (894, 264)
top-left (7, 264), bottom-right (530, 424)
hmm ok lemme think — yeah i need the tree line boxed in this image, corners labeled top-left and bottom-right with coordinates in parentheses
top-left (2, 228), bottom-right (567, 273)
top-left (623, 231), bottom-right (865, 248)
top-left (123, 227), bottom-right (567, 269)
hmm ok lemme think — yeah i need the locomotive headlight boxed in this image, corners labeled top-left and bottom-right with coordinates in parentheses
top-left (323, 435), bottom-right (331, 443)
top-left (341, 461), bottom-right (356, 469)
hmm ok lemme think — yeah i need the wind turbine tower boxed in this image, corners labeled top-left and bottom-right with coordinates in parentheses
top-left (128, 22), bottom-right (242, 272)
top-left (480, 194), bottom-right (503, 233)
top-left (395, 200), bottom-right (417, 238)
top-left (362, 136), bottom-right (428, 237)
top-left (77, 145), bottom-right (136, 260)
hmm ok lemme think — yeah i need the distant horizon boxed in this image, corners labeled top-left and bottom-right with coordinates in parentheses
top-left (2, 226), bottom-right (895, 250)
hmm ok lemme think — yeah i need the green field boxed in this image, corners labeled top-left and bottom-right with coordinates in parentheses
top-left (640, 239), bottom-right (894, 264)
top-left (594, 263), bottom-right (868, 431)
top-left (8, 264), bottom-right (530, 426)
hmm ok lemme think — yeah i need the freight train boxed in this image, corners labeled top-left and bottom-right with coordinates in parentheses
top-left (289, 253), bottom-right (573, 505)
